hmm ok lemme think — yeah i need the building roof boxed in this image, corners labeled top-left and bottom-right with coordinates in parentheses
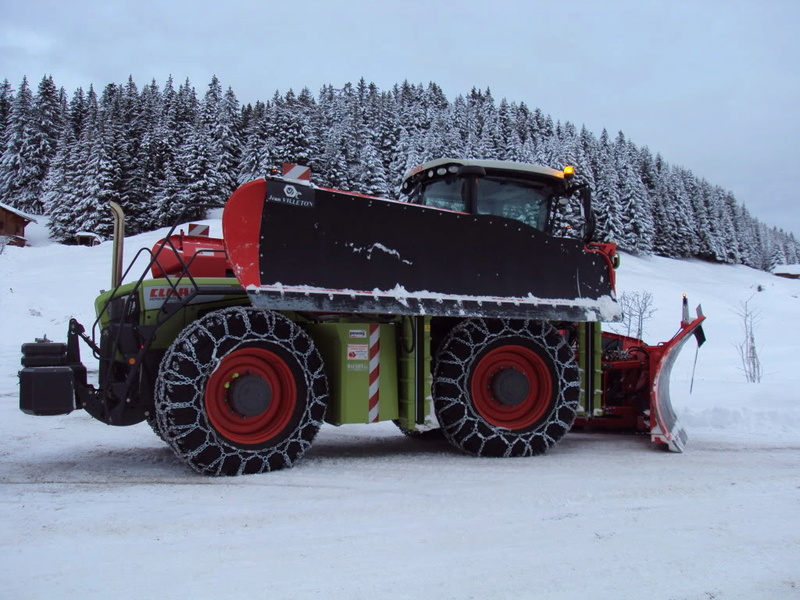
top-left (0, 202), bottom-right (38, 223)
top-left (775, 264), bottom-right (800, 275)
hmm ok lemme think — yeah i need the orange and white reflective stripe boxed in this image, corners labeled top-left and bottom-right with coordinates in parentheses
top-left (281, 163), bottom-right (311, 181)
top-left (187, 223), bottom-right (210, 236)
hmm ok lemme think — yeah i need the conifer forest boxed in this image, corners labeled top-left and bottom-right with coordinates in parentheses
top-left (1, 74), bottom-right (797, 270)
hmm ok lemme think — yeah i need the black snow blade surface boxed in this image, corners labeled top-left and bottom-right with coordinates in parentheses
top-left (223, 178), bottom-right (620, 322)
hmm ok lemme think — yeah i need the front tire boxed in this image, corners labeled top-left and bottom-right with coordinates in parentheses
top-left (155, 307), bottom-right (328, 475)
top-left (433, 319), bottom-right (579, 457)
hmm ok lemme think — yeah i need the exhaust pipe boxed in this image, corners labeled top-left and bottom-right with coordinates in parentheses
top-left (109, 202), bottom-right (125, 288)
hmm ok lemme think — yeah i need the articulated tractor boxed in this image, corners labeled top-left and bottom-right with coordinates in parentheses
top-left (18, 159), bottom-right (706, 475)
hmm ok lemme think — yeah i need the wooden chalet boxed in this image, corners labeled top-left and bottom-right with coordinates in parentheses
top-left (0, 202), bottom-right (37, 247)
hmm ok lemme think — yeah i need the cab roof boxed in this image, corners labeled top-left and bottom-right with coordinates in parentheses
top-left (401, 158), bottom-right (565, 190)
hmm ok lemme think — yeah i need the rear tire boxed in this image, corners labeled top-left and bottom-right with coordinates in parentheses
top-left (155, 307), bottom-right (328, 475)
top-left (433, 318), bottom-right (579, 457)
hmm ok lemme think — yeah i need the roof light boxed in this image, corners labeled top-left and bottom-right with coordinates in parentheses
top-left (563, 166), bottom-right (575, 179)
top-left (436, 167), bottom-right (447, 175)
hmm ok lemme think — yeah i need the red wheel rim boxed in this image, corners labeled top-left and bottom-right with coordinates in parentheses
top-left (470, 345), bottom-right (553, 430)
top-left (205, 347), bottom-right (297, 445)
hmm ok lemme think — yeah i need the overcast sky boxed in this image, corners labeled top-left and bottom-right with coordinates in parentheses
top-left (2, 0), bottom-right (799, 237)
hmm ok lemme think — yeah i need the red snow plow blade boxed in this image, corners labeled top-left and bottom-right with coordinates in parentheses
top-left (646, 307), bottom-right (706, 451)
top-left (576, 298), bottom-right (706, 452)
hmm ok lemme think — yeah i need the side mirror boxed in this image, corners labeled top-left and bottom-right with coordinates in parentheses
top-left (580, 187), bottom-right (596, 242)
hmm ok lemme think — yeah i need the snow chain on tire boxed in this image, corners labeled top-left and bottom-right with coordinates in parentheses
top-left (433, 318), bottom-right (579, 457)
top-left (155, 307), bottom-right (328, 475)
top-left (146, 414), bottom-right (168, 444)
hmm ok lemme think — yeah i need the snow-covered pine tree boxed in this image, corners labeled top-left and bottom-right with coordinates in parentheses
top-left (591, 129), bottom-right (624, 244)
top-left (768, 228), bottom-right (788, 271)
top-left (116, 76), bottom-right (152, 234)
top-left (41, 87), bottom-right (90, 240)
top-left (147, 77), bottom-right (184, 226)
top-left (165, 75), bottom-right (231, 218)
top-left (614, 133), bottom-right (653, 253)
top-left (215, 86), bottom-right (243, 195)
top-left (419, 83), bottom-right (449, 163)
top-left (672, 168), bottom-right (702, 257)
top-left (41, 125), bottom-right (76, 241)
top-left (176, 138), bottom-right (217, 219)
top-left (420, 90), bottom-right (455, 169)
top-left (388, 82), bottom-right (428, 182)
top-left (175, 78), bottom-right (199, 143)
top-left (348, 80), bottom-right (390, 196)
top-left (462, 87), bottom-right (501, 159)
top-left (238, 100), bottom-right (276, 184)
top-left (714, 188), bottom-right (740, 264)
top-left (577, 125), bottom-right (598, 192)
top-left (0, 79), bottom-right (13, 142)
top-left (444, 95), bottom-right (469, 159)
top-left (272, 88), bottom-right (312, 169)
top-left (371, 88), bottom-right (403, 189)
top-left (533, 120), bottom-right (562, 168)
top-left (311, 84), bottom-right (356, 189)
top-left (690, 177), bottom-right (724, 261)
top-left (651, 155), bottom-right (677, 257)
top-left (0, 78), bottom-right (38, 213)
top-left (17, 76), bottom-right (64, 215)
top-left (785, 233), bottom-right (799, 265)
top-left (70, 83), bottom-right (127, 239)
top-left (355, 139), bottom-right (390, 196)
top-left (497, 99), bottom-right (520, 161)
top-left (475, 88), bottom-right (502, 159)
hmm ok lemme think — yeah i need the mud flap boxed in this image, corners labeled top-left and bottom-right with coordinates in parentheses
top-left (649, 311), bottom-right (706, 452)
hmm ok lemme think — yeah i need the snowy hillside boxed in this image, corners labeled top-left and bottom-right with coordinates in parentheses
top-left (1, 219), bottom-right (798, 600)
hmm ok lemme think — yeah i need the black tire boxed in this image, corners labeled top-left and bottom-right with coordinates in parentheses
top-left (433, 318), bottom-right (579, 457)
top-left (155, 307), bottom-right (328, 475)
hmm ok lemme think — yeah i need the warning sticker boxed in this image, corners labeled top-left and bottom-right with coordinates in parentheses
top-left (347, 344), bottom-right (368, 361)
top-left (347, 363), bottom-right (369, 372)
top-left (348, 329), bottom-right (368, 339)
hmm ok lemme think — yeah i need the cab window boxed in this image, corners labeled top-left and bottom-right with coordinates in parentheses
top-left (475, 177), bottom-right (551, 231)
top-left (417, 178), bottom-right (467, 212)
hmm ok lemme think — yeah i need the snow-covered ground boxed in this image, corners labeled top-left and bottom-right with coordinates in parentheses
top-left (1, 220), bottom-right (798, 600)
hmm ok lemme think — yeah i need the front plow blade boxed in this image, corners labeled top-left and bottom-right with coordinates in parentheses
top-left (649, 312), bottom-right (706, 452)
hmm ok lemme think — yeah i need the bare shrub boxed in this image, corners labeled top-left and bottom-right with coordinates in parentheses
top-left (613, 290), bottom-right (657, 340)
top-left (734, 296), bottom-right (762, 383)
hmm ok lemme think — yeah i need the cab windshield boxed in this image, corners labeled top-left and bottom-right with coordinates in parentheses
top-left (415, 175), bottom-right (554, 232)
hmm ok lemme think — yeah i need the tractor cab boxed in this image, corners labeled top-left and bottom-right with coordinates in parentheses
top-left (400, 158), bottom-right (593, 239)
